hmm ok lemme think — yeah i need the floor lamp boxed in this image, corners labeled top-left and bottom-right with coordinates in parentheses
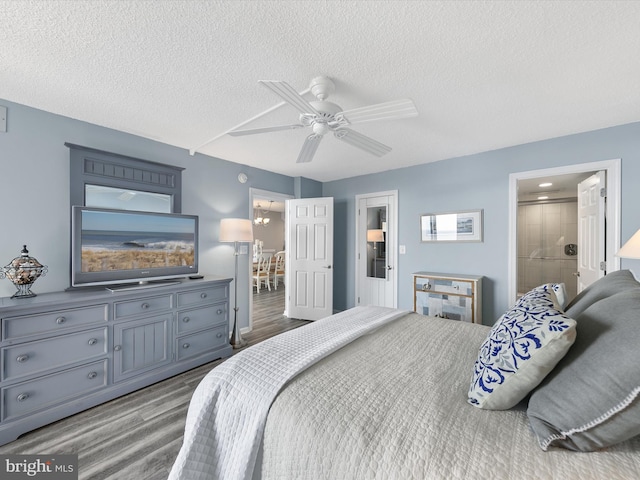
top-left (220, 218), bottom-right (254, 349)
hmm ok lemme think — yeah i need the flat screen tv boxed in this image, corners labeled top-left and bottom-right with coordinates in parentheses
top-left (71, 206), bottom-right (199, 288)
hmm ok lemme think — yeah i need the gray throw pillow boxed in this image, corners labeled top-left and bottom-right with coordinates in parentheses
top-left (563, 269), bottom-right (640, 318)
top-left (527, 288), bottom-right (640, 451)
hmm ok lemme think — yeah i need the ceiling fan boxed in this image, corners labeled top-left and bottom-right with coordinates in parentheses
top-left (227, 77), bottom-right (419, 164)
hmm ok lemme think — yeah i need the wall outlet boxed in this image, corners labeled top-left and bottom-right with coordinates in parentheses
top-left (399, 245), bottom-right (406, 254)
top-left (239, 244), bottom-right (249, 254)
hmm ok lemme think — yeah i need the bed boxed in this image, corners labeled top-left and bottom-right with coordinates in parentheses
top-left (169, 270), bottom-right (640, 480)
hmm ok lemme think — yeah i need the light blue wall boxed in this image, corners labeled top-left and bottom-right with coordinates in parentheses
top-left (3, 98), bottom-right (640, 327)
top-left (294, 176), bottom-right (322, 198)
top-left (323, 122), bottom-right (640, 323)
top-left (0, 99), bottom-right (296, 330)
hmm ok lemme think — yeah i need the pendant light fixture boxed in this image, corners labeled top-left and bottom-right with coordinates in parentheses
top-left (254, 200), bottom-right (273, 227)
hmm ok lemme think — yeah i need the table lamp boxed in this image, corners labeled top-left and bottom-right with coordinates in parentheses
top-left (617, 229), bottom-right (640, 259)
top-left (220, 218), bottom-right (254, 348)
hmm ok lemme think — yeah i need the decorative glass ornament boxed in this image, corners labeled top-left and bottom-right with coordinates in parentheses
top-left (0, 245), bottom-right (48, 298)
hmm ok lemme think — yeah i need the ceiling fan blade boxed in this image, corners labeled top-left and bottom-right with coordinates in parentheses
top-left (259, 80), bottom-right (320, 115)
top-left (334, 128), bottom-right (392, 157)
top-left (227, 124), bottom-right (304, 136)
top-left (335, 99), bottom-right (418, 126)
top-left (296, 134), bottom-right (323, 163)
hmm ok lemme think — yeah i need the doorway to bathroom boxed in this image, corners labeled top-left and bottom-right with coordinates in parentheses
top-left (508, 159), bottom-right (621, 306)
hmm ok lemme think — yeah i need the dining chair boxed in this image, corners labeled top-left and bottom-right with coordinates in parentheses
top-left (252, 255), bottom-right (271, 292)
top-left (272, 251), bottom-right (285, 289)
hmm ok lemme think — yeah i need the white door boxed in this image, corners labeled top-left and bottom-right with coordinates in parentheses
top-left (356, 192), bottom-right (397, 308)
top-left (577, 171), bottom-right (606, 292)
top-left (285, 197), bottom-right (334, 321)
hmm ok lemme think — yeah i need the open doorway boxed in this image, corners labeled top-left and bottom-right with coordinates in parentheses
top-left (516, 171), bottom-right (593, 301)
top-left (508, 159), bottom-right (621, 306)
top-left (248, 188), bottom-right (293, 331)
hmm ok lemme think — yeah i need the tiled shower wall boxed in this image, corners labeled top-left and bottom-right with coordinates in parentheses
top-left (517, 201), bottom-right (578, 300)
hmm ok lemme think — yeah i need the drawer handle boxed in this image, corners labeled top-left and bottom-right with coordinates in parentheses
top-left (216, 309), bottom-right (223, 315)
top-left (114, 345), bottom-right (122, 351)
top-left (17, 393), bottom-right (29, 402)
top-left (88, 338), bottom-right (98, 346)
top-left (182, 317), bottom-right (190, 323)
top-left (200, 292), bottom-right (208, 299)
top-left (422, 282), bottom-right (432, 291)
top-left (141, 303), bottom-right (150, 309)
top-left (182, 343), bottom-right (190, 349)
top-left (16, 354), bottom-right (29, 363)
top-left (87, 371), bottom-right (98, 380)
top-left (56, 316), bottom-right (66, 324)
top-left (216, 333), bottom-right (223, 339)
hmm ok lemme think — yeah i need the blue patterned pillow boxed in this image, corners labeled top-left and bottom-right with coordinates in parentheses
top-left (468, 285), bottom-right (577, 410)
top-left (551, 283), bottom-right (568, 309)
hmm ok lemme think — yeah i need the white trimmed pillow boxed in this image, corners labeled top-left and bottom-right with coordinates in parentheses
top-left (528, 287), bottom-right (640, 451)
top-left (468, 284), bottom-right (577, 410)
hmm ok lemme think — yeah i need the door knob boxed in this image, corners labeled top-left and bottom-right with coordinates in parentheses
top-left (573, 272), bottom-right (581, 277)
top-left (387, 265), bottom-right (392, 270)
top-left (322, 265), bottom-right (332, 269)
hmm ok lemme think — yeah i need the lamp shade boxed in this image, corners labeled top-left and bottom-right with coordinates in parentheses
top-left (616, 229), bottom-right (640, 259)
top-left (367, 229), bottom-right (384, 242)
top-left (219, 218), bottom-right (254, 243)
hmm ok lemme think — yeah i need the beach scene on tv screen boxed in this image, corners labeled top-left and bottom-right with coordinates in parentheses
top-left (81, 211), bottom-right (196, 272)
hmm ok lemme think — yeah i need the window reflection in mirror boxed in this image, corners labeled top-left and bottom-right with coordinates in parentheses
top-left (85, 185), bottom-right (172, 213)
top-left (366, 206), bottom-right (387, 279)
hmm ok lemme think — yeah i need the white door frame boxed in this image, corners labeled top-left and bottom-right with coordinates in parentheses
top-left (508, 159), bottom-right (621, 306)
top-left (355, 190), bottom-right (399, 308)
top-left (248, 188), bottom-right (294, 332)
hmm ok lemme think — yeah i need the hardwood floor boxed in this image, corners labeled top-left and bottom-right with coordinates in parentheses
top-left (0, 287), bottom-right (308, 480)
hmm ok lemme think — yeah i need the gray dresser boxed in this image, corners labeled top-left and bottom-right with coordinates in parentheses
top-left (0, 275), bottom-right (232, 445)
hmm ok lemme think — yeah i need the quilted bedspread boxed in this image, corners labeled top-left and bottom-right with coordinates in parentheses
top-left (258, 313), bottom-right (640, 480)
top-left (168, 306), bottom-right (408, 480)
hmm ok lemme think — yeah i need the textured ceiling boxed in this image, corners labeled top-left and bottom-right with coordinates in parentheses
top-left (2, 1), bottom-right (640, 182)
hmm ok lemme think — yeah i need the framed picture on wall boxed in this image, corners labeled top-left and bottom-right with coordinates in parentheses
top-left (420, 210), bottom-right (483, 243)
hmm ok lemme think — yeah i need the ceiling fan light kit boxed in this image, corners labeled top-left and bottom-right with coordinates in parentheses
top-left (226, 76), bottom-right (418, 164)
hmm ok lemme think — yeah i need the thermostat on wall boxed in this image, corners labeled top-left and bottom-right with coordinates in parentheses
top-left (0, 106), bottom-right (6, 133)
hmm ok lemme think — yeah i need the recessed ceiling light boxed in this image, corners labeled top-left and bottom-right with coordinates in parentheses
top-left (538, 182), bottom-right (553, 188)
top-left (538, 196), bottom-right (549, 200)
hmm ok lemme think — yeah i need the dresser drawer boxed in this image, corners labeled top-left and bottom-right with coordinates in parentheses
top-left (177, 285), bottom-right (227, 308)
top-left (2, 360), bottom-right (107, 421)
top-left (114, 294), bottom-right (173, 319)
top-left (2, 304), bottom-right (108, 341)
top-left (177, 303), bottom-right (227, 335)
top-left (415, 291), bottom-right (474, 322)
top-left (2, 328), bottom-right (107, 382)
top-left (176, 324), bottom-right (227, 361)
top-left (415, 276), bottom-right (474, 296)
